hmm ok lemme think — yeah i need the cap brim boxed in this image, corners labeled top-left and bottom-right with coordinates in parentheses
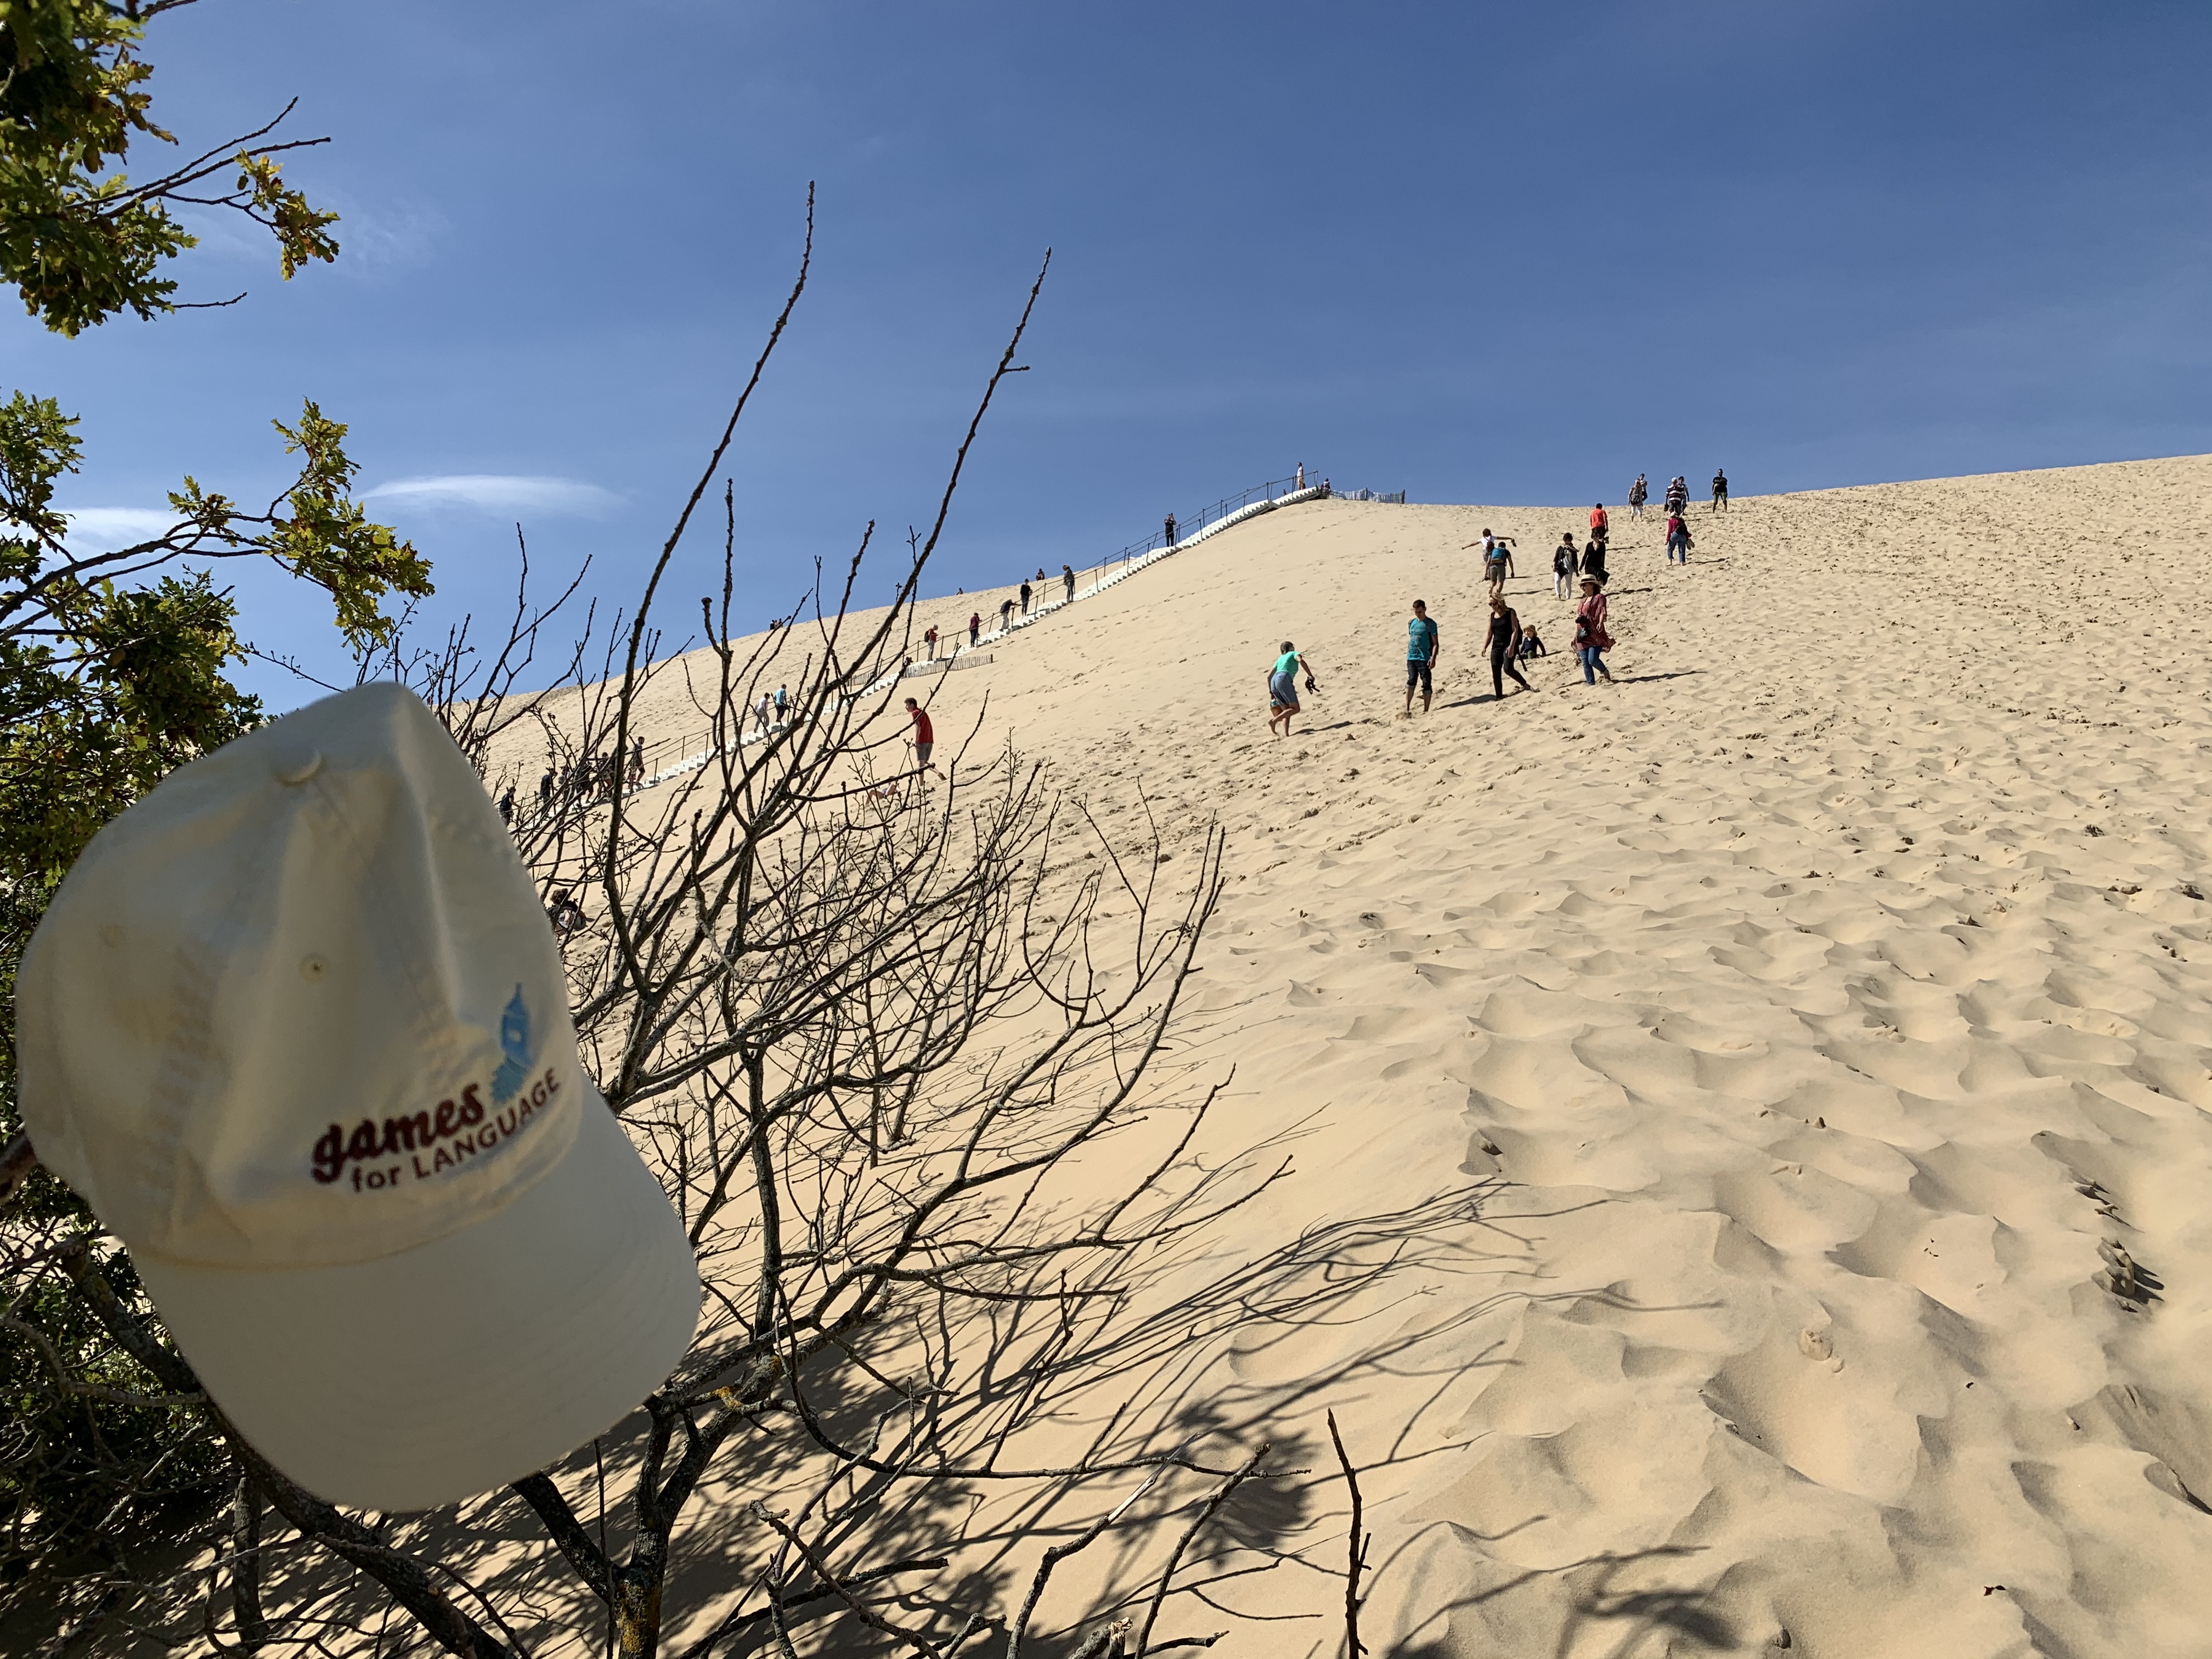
top-left (139, 1088), bottom-right (699, 1511)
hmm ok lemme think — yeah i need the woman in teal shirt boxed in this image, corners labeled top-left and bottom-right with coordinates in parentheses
top-left (1268, 641), bottom-right (1317, 737)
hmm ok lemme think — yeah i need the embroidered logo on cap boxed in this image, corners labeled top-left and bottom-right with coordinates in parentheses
top-left (307, 984), bottom-right (561, 1193)
top-left (493, 984), bottom-right (534, 1104)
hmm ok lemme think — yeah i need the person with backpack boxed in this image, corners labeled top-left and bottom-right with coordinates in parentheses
top-left (1665, 509), bottom-right (1694, 564)
top-left (1553, 533), bottom-right (1579, 600)
top-left (1573, 574), bottom-right (1615, 685)
top-left (1628, 473), bottom-right (1649, 521)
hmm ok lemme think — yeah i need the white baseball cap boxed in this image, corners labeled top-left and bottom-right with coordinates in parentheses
top-left (15, 683), bottom-right (699, 1511)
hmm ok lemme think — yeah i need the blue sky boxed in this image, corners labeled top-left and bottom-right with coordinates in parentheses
top-left (7, 1), bottom-right (2208, 704)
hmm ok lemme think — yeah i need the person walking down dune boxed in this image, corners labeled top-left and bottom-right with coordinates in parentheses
top-left (1466, 529), bottom-right (1515, 589)
top-left (1711, 468), bottom-right (1729, 511)
top-left (1403, 600), bottom-right (1440, 717)
top-left (1629, 473), bottom-right (1649, 520)
top-left (1574, 574), bottom-right (1615, 685)
top-left (1579, 532), bottom-right (1609, 590)
top-left (1665, 475), bottom-right (1689, 515)
top-left (1486, 591), bottom-right (1531, 699)
top-left (1665, 509), bottom-right (1694, 564)
top-left (1590, 502), bottom-right (1610, 544)
top-left (904, 696), bottom-right (936, 782)
top-left (1553, 533), bottom-right (1579, 600)
top-left (1268, 641), bottom-right (1318, 737)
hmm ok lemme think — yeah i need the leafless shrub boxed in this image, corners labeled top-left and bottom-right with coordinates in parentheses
top-left (3, 196), bottom-right (1379, 1659)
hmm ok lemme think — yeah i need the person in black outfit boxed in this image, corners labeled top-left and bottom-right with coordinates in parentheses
top-left (1063, 563), bottom-right (1076, 601)
top-left (1020, 580), bottom-right (1032, 614)
top-left (1164, 512), bottom-right (1178, 546)
top-left (1486, 591), bottom-right (1531, 698)
top-left (1579, 535), bottom-right (1609, 589)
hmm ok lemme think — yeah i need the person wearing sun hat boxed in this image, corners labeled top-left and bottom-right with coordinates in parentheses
top-left (1573, 573), bottom-right (1615, 686)
top-left (13, 682), bottom-right (701, 1511)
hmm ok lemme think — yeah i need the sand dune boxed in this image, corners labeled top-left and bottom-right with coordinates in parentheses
top-left (810, 457), bottom-right (2212, 1655)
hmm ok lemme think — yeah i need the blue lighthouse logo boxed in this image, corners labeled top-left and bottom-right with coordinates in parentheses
top-left (492, 984), bottom-right (534, 1104)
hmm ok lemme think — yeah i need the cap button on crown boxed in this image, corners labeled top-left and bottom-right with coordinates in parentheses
top-left (275, 751), bottom-right (323, 786)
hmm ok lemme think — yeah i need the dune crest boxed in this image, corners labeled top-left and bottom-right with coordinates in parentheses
top-left (860, 455), bottom-right (2212, 1655)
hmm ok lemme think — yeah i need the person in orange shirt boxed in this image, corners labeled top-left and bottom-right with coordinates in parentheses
top-left (1589, 502), bottom-right (1610, 543)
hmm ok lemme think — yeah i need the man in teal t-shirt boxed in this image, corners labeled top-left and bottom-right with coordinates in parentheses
top-left (1404, 599), bottom-right (1440, 716)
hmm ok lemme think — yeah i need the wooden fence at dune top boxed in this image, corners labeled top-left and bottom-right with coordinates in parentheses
top-left (573, 471), bottom-right (1404, 795)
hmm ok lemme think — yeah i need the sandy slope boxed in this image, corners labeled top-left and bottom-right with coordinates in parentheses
top-left (787, 457), bottom-right (2212, 1656)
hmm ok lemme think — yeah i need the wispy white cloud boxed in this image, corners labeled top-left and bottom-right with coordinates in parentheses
top-left (363, 474), bottom-right (622, 517)
top-left (61, 507), bottom-right (178, 548)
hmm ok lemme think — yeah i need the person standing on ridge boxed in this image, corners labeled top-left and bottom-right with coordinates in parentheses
top-left (1711, 468), bottom-right (1729, 511)
top-left (1574, 574), bottom-right (1615, 685)
top-left (1486, 590), bottom-right (1531, 699)
top-left (1628, 473), bottom-right (1649, 520)
top-left (1062, 563), bottom-right (1076, 602)
top-left (1268, 641), bottom-right (1318, 737)
top-left (1164, 512), bottom-right (1178, 546)
top-left (1403, 599), bottom-right (1440, 717)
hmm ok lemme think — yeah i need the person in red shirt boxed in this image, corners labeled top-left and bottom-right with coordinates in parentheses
top-left (968, 611), bottom-right (980, 647)
top-left (923, 624), bottom-right (939, 660)
top-left (904, 697), bottom-right (936, 779)
top-left (1589, 503), bottom-right (1609, 542)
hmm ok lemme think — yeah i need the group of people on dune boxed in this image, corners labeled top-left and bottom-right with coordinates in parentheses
top-left (1265, 471), bottom-right (1726, 736)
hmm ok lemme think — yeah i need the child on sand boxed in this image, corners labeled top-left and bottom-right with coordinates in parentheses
top-left (1268, 642), bottom-right (1318, 737)
top-left (1519, 623), bottom-right (1546, 659)
top-left (1573, 575), bottom-right (1615, 685)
